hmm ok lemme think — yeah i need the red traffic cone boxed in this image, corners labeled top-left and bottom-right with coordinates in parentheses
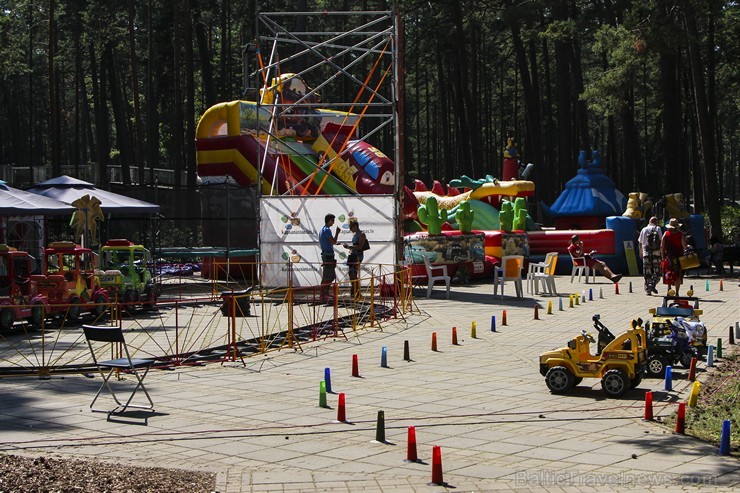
top-left (502, 310), bottom-right (508, 326)
top-left (430, 445), bottom-right (444, 485)
top-left (644, 391), bottom-right (653, 421)
top-left (405, 426), bottom-right (418, 462)
top-left (352, 354), bottom-right (360, 377)
top-left (337, 393), bottom-right (347, 422)
top-left (431, 332), bottom-right (438, 352)
top-left (675, 402), bottom-right (686, 434)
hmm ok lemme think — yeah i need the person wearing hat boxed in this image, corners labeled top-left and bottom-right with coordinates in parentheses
top-left (661, 217), bottom-right (688, 296)
top-left (567, 234), bottom-right (622, 283)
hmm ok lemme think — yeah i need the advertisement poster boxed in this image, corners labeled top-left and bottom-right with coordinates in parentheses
top-left (260, 196), bottom-right (396, 287)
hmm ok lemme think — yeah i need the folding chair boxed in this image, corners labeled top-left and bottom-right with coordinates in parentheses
top-left (82, 324), bottom-right (155, 414)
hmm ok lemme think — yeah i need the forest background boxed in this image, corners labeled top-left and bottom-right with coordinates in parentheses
top-left (0, 0), bottom-right (737, 240)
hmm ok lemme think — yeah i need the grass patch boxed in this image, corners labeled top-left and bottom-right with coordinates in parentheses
top-left (667, 346), bottom-right (739, 456)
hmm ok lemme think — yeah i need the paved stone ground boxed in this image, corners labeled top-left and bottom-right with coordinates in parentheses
top-left (0, 275), bottom-right (738, 492)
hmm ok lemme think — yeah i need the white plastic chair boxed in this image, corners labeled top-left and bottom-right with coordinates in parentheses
top-left (493, 255), bottom-right (524, 298)
top-left (527, 252), bottom-right (556, 294)
top-left (422, 256), bottom-right (450, 299)
top-left (534, 252), bottom-right (559, 295)
top-left (569, 250), bottom-right (594, 283)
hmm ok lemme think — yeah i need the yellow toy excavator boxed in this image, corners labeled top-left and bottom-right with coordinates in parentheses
top-left (539, 315), bottom-right (648, 397)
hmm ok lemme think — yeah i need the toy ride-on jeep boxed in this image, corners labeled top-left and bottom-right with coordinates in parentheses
top-left (643, 318), bottom-right (698, 378)
top-left (648, 295), bottom-right (707, 359)
top-left (539, 314), bottom-right (648, 397)
top-left (98, 239), bottom-right (158, 310)
top-left (30, 241), bottom-right (109, 322)
top-left (0, 244), bottom-right (36, 330)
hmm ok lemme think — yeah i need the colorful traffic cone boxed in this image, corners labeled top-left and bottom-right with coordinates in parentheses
top-left (324, 367), bottom-right (333, 393)
top-left (599, 287), bottom-right (604, 299)
top-left (706, 280), bottom-right (710, 291)
top-left (337, 393), bottom-right (347, 422)
top-left (403, 340), bottom-right (411, 361)
top-left (581, 291), bottom-right (586, 303)
top-left (588, 288), bottom-right (593, 301)
top-left (615, 282), bottom-right (620, 295)
top-left (719, 420), bottom-right (731, 455)
top-left (559, 297), bottom-right (564, 311)
top-left (431, 332), bottom-right (438, 351)
top-left (405, 426), bottom-right (419, 462)
top-left (380, 346), bottom-right (388, 368)
top-left (575, 293), bottom-right (580, 306)
top-left (717, 338), bottom-right (722, 358)
top-left (491, 316), bottom-right (496, 332)
top-left (665, 365), bottom-right (673, 391)
top-left (547, 301), bottom-right (552, 315)
top-left (688, 381), bottom-right (700, 407)
top-left (375, 410), bottom-right (386, 443)
top-left (452, 327), bottom-right (458, 345)
top-left (688, 357), bottom-right (697, 382)
top-left (629, 281), bottom-right (633, 293)
top-left (675, 402), bottom-right (686, 434)
top-left (533, 304), bottom-right (539, 320)
top-left (569, 295), bottom-right (574, 308)
top-left (644, 391), bottom-right (653, 421)
top-left (352, 354), bottom-right (360, 377)
top-left (430, 445), bottom-right (444, 485)
top-left (707, 345), bottom-right (715, 367)
top-left (719, 279), bottom-right (724, 291)
top-left (730, 326), bottom-right (735, 345)
top-left (502, 310), bottom-right (508, 326)
top-left (471, 321), bottom-right (477, 339)
top-left (319, 381), bottom-right (328, 408)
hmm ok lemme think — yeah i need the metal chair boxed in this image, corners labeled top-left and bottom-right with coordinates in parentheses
top-left (82, 324), bottom-right (155, 415)
top-left (422, 256), bottom-right (450, 299)
top-left (494, 255), bottom-right (524, 298)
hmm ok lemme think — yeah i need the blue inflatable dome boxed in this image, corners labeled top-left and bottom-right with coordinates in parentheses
top-left (541, 150), bottom-right (626, 217)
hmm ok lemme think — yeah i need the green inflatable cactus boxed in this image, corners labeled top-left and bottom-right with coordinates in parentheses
top-left (513, 197), bottom-right (527, 231)
top-left (499, 200), bottom-right (514, 232)
top-left (455, 200), bottom-right (475, 233)
top-left (417, 196), bottom-right (447, 235)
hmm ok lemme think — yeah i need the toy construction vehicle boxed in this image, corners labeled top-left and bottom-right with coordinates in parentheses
top-left (98, 239), bottom-right (158, 309)
top-left (647, 295), bottom-right (707, 358)
top-left (539, 314), bottom-right (647, 397)
top-left (0, 245), bottom-right (36, 330)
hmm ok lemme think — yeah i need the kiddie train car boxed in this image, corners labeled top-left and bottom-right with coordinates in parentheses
top-left (0, 244), bottom-right (37, 329)
top-left (30, 241), bottom-right (109, 322)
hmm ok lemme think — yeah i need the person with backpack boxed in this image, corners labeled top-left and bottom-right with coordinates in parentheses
top-left (343, 218), bottom-right (368, 299)
top-left (638, 216), bottom-right (662, 295)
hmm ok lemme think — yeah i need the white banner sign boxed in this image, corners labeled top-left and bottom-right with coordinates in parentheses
top-left (260, 195), bottom-right (396, 287)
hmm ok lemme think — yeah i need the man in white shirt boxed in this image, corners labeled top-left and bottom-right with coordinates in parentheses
top-left (638, 216), bottom-right (662, 295)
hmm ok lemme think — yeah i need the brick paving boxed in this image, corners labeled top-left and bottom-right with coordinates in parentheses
top-left (0, 275), bottom-right (738, 492)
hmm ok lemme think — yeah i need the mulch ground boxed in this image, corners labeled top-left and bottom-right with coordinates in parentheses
top-left (0, 454), bottom-right (216, 493)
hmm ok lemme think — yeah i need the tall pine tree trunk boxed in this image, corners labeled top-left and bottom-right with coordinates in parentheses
top-left (681, 0), bottom-right (720, 236)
